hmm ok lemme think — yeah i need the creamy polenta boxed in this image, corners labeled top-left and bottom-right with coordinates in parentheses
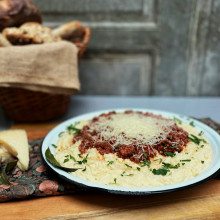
top-left (54, 112), bottom-right (212, 187)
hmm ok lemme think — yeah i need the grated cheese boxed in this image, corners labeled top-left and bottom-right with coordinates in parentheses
top-left (88, 113), bottom-right (175, 148)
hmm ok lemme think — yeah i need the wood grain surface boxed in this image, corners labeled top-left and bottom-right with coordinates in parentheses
top-left (1, 123), bottom-right (220, 220)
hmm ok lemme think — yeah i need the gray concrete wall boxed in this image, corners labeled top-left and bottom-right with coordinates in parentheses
top-left (33, 0), bottom-right (220, 96)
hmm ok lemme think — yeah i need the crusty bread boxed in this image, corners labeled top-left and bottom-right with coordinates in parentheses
top-left (0, 33), bottom-right (12, 46)
top-left (0, 0), bottom-right (42, 31)
top-left (52, 21), bottom-right (85, 40)
top-left (0, 129), bottom-right (29, 170)
top-left (3, 22), bottom-right (61, 45)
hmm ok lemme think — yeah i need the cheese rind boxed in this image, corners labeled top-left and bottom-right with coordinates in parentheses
top-left (0, 129), bottom-right (29, 170)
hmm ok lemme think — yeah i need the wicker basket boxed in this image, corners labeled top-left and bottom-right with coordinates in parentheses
top-left (0, 27), bottom-right (91, 123)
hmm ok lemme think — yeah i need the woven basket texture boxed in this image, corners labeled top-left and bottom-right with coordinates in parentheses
top-left (0, 26), bottom-right (91, 122)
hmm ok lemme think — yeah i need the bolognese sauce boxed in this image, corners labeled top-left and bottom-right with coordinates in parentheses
top-left (73, 111), bottom-right (189, 164)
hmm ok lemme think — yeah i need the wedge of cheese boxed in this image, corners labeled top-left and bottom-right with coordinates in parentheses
top-left (0, 129), bottom-right (29, 170)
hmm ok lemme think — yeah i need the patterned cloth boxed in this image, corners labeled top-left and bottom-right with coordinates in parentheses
top-left (0, 118), bottom-right (219, 202)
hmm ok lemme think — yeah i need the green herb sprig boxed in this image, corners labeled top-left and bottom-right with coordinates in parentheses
top-left (152, 168), bottom-right (169, 176)
top-left (45, 148), bottom-right (80, 172)
top-left (140, 160), bottom-right (151, 167)
top-left (171, 144), bottom-right (178, 149)
top-left (58, 132), bottom-right (64, 137)
top-left (114, 178), bottom-right (117, 184)
top-left (66, 122), bottom-right (81, 135)
top-left (143, 152), bottom-right (149, 159)
top-left (189, 121), bottom-right (195, 127)
top-left (121, 171), bottom-right (134, 177)
top-left (107, 161), bottom-right (114, 166)
top-left (162, 162), bottom-right (180, 169)
top-left (52, 144), bottom-right (58, 148)
top-left (125, 164), bottom-right (132, 168)
top-left (77, 154), bottom-right (88, 165)
top-left (173, 117), bottom-right (182, 124)
top-left (180, 159), bottom-right (191, 162)
top-left (0, 160), bottom-right (17, 185)
top-left (187, 134), bottom-right (207, 145)
top-left (198, 131), bottom-right (204, 136)
top-left (164, 151), bottom-right (176, 157)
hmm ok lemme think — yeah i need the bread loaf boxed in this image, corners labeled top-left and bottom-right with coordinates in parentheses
top-left (0, 0), bottom-right (42, 31)
top-left (52, 21), bottom-right (85, 40)
top-left (0, 33), bottom-right (12, 46)
top-left (3, 22), bottom-right (61, 45)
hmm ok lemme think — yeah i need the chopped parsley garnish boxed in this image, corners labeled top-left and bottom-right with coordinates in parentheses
top-left (164, 151), bottom-right (176, 157)
top-left (125, 164), bottom-right (132, 168)
top-left (180, 159), bottom-right (191, 162)
top-left (58, 131), bottom-right (64, 137)
top-left (201, 145), bottom-right (204, 148)
top-left (78, 154), bottom-right (83, 158)
top-left (182, 163), bottom-right (185, 165)
top-left (82, 167), bottom-right (87, 171)
top-left (121, 171), bottom-right (126, 176)
top-left (201, 161), bottom-right (204, 164)
top-left (66, 122), bottom-right (81, 135)
top-left (174, 117), bottom-right (182, 124)
top-left (162, 162), bottom-right (180, 169)
top-left (64, 158), bottom-right (69, 163)
top-left (187, 134), bottom-right (207, 145)
top-left (70, 155), bottom-right (76, 162)
top-left (143, 152), bottom-right (149, 158)
top-left (82, 154), bottom-right (88, 164)
top-left (114, 178), bottom-right (117, 184)
top-left (189, 121), bottom-right (195, 127)
top-left (152, 168), bottom-right (169, 176)
top-left (121, 171), bottom-right (134, 177)
top-left (140, 160), bottom-right (151, 167)
top-left (151, 161), bottom-right (181, 176)
top-left (107, 161), bottom-right (114, 166)
top-left (171, 144), bottom-right (178, 149)
top-left (77, 154), bottom-right (88, 165)
top-left (137, 167), bottom-right (141, 171)
top-left (185, 152), bottom-right (189, 154)
top-left (198, 131), bottom-right (204, 136)
top-left (52, 144), bottom-right (58, 148)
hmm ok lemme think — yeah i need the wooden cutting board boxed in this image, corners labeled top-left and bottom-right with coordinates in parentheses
top-left (0, 123), bottom-right (220, 220)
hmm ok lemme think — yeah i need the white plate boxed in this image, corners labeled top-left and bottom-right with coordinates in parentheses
top-left (41, 109), bottom-right (220, 195)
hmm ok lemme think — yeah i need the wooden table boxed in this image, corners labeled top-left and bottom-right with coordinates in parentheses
top-left (0, 96), bottom-right (220, 219)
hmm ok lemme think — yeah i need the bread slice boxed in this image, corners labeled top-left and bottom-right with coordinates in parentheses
top-left (3, 22), bottom-right (61, 45)
top-left (52, 21), bottom-right (85, 40)
top-left (0, 129), bottom-right (29, 170)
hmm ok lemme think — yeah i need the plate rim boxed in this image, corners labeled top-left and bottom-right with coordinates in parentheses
top-left (41, 108), bottom-right (220, 195)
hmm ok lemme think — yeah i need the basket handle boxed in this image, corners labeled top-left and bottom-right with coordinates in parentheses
top-left (74, 27), bottom-right (91, 59)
